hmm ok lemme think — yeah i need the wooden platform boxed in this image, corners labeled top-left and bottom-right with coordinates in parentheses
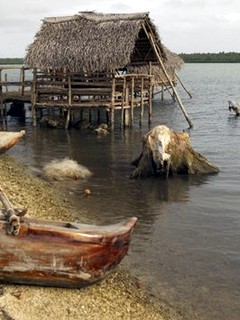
top-left (0, 65), bottom-right (191, 129)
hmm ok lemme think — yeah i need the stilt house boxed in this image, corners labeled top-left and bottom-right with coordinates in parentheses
top-left (24, 11), bottom-right (186, 129)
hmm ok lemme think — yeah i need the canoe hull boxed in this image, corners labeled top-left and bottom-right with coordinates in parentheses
top-left (0, 216), bottom-right (137, 288)
top-left (0, 130), bottom-right (25, 153)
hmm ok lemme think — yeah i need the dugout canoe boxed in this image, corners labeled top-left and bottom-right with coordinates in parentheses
top-left (0, 189), bottom-right (137, 288)
top-left (0, 130), bottom-right (25, 153)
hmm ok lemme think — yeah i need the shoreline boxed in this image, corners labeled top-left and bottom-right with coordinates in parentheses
top-left (0, 155), bottom-right (179, 320)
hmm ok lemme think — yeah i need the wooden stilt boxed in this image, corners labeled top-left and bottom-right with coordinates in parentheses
top-left (121, 77), bottom-right (126, 128)
top-left (32, 68), bottom-right (37, 126)
top-left (0, 69), bottom-right (4, 120)
top-left (148, 76), bottom-right (153, 124)
top-left (161, 85), bottom-right (164, 100)
top-left (110, 77), bottom-right (115, 130)
top-left (65, 109), bottom-right (71, 129)
top-left (4, 74), bottom-right (8, 94)
top-left (140, 77), bottom-right (144, 125)
top-left (125, 84), bottom-right (130, 127)
top-left (20, 67), bottom-right (25, 96)
top-left (130, 77), bottom-right (134, 126)
top-left (65, 72), bottom-right (72, 129)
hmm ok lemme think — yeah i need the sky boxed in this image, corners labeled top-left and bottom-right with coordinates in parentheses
top-left (1, 0), bottom-right (240, 57)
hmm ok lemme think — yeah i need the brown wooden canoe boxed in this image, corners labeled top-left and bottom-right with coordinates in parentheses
top-left (0, 215), bottom-right (137, 288)
top-left (0, 187), bottom-right (137, 288)
top-left (0, 130), bottom-right (25, 153)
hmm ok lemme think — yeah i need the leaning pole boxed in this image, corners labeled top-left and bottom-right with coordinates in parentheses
top-left (142, 23), bottom-right (193, 128)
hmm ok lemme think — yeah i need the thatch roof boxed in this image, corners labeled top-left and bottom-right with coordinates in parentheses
top-left (24, 11), bottom-right (183, 73)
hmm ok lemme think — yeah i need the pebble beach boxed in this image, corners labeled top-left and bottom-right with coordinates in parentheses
top-left (0, 155), bottom-right (179, 320)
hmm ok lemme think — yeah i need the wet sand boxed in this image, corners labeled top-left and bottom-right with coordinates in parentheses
top-left (0, 155), bottom-right (179, 320)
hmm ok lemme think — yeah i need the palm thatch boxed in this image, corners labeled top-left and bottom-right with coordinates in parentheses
top-left (129, 45), bottom-right (183, 84)
top-left (24, 11), bottom-right (183, 74)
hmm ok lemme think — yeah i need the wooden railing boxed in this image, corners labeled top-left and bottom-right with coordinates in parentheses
top-left (0, 66), bottom-right (32, 99)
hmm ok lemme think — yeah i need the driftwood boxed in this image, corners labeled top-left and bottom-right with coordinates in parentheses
top-left (131, 125), bottom-right (219, 178)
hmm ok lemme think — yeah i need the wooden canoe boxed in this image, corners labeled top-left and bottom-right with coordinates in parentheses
top-left (0, 130), bottom-right (25, 153)
top-left (0, 215), bottom-right (137, 288)
top-left (0, 188), bottom-right (137, 288)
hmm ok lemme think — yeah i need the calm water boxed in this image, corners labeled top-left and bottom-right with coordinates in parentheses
top-left (2, 63), bottom-right (240, 320)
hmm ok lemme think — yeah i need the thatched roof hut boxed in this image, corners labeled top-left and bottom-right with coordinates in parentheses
top-left (24, 11), bottom-right (183, 76)
top-left (24, 12), bottom-right (192, 129)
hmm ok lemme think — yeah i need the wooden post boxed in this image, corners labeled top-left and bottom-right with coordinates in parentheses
top-left (161, 85), bottom-right (164, 100)
top-left (0, 69), bottom-right (3, 119)
top-left (32, 68), bottom-right (37, 126)
top-left (148, 75), bottom-right (153, 124)
top-left (110, 77), bottom-right (115, 130)
top-left (125, 83), bottom-right (130, 127)
top-left (20, 67), bottom-right (25, 96)
top-left (130, 77), bottom-right (134, 126)
top-left (121, 77), bottom-right (126, 128)
top-left (65, 72), bottom-right (72, 129)
top-left (142, 23), bottom-right (193, 128)
top-left (4, 74), bottom-right (8, 94)
top-left (140, 77), bottom-right (144, 125)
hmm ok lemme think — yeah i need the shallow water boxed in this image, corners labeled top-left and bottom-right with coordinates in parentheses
top-left (2, 63), bottom-right (240, 320)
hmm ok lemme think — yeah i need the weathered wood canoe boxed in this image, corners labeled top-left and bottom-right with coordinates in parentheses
top-left (0, 130), bottom-right (25, 153)
top-left (0, 189), bottom-right (137, 288)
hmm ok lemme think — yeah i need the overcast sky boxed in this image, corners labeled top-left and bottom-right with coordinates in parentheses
top-left (1, 0), bottom-right (240, 57)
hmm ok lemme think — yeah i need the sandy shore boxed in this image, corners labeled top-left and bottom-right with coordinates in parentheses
top-left (0, 155), bottom-right (178, 320)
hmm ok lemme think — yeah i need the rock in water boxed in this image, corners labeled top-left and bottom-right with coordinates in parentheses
top-left (228, 100), bottom-right (240, 116)
top-left (131, 125), bottom-right (219, 178)
top-left (43, 158), bottom-right (92, 181)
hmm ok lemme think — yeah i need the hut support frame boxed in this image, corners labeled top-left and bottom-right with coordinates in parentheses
top-left (142, 22), bottom-right (193, 128)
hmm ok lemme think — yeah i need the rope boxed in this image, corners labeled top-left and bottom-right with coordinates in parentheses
top-left (0, 187), bottom-right (21, 236)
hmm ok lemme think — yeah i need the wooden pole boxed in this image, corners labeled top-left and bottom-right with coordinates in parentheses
top-left (0, 69), bottom-right (3, 119)
top-left (4, 74), bottom-right (8, 94)
top-left (175, 73), bottom-right (192, 98)
top-left (110, 77), bottom-right (115, 130)
top-left (121, 77), bottom-right (126, 128)
top-left (20, 67), bottom-right (25, 96)
top-left (142, 23), bottom-right (193, 128)
top-left (130, 77), bottom-right (134, 126)
top-left (65, 72), bottom-right (72, 129)
top-left (148, 75), bottom-right (153, 124)
top-left (161, 85), bottom-right (164, 100)
top-left (125, 84), bottom-right (130, 127)
top-left (140, 77), bottom-right (144, 125)
top-left (32, 68), bottom-right (37, 126)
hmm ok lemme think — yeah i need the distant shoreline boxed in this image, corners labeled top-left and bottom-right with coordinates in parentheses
top-left (2, 52), bottom-right (240, 65)
top-left (178, 52), bottom-right (240, 63)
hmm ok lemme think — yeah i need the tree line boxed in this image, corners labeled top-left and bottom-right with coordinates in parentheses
top-left (0, 58), bottom-right (23, 65)
top-left (1, 52), bottom-right (240, 65)
top-left (178, 52), bottom-right (240, 63)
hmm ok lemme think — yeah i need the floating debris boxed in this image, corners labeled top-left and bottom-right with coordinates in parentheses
top-left (43, 158), bottom-right (92, 181)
